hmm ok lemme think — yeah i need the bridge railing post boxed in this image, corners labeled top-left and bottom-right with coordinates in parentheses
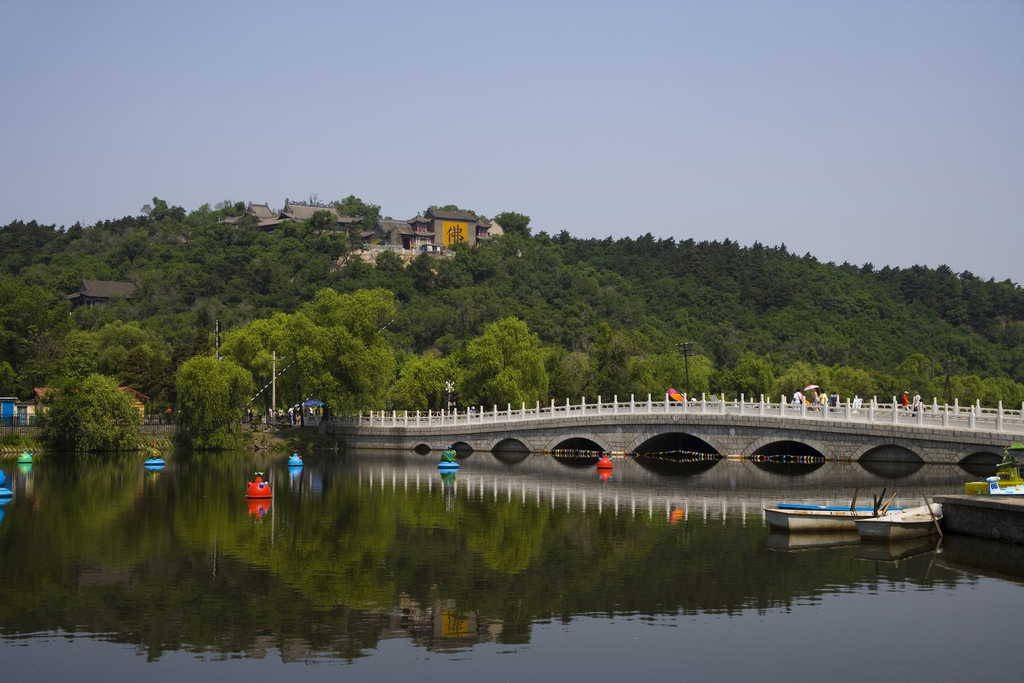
top-left (597, 396), bottom-right (602, 415)
top-left (916, 404), bottom-right (924, 426)
top-left (648, 394), bottom-right (652, 413)
top-left (536, 401), bottom-right (540, 420)
top-left (800, 401), bottom-right (806, 419)
top-left (700, 394), bottom-right (706, 414)
top-left (997, 401), bottom-right (1003, 431)
top-left (522, 402), bottom-right (526, 420)
top-left (630, 394), bottom-right (635, 414)
top-left (739, 393), bottom-right (744, 416)
top-left (614, 395), bottom-right (618, 415)
top-left (969, 406), bottom-right (976, 429)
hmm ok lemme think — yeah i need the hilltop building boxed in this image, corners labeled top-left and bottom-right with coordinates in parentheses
top-left (67, 280), bottom-right (137, 308)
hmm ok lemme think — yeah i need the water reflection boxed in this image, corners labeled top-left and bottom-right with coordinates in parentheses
top-left (0, 449), bottom-right (1016, 667)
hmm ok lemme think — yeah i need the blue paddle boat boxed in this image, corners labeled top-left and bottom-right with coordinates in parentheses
top-left (143, 444), bottom-right (165, 469)
top-left (438, 448), bottom-right (460, 472)
top-left (288, 453), bottom-right (304, 467)
top-left (0, 470), bottom-right (12, 500)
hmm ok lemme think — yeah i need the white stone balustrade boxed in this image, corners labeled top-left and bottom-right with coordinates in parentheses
top-left (352, 394), bottom-right (1024, 434)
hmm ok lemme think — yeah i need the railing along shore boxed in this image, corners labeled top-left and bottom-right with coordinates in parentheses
top-left (344, 394), bottom-right (1024, 434)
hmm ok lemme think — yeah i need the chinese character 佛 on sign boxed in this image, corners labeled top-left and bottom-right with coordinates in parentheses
top-left (443, 221), bottom-right (467, 246)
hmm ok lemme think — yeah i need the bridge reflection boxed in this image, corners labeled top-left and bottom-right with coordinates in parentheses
top-left (343, 450), bottom-right (969, 524)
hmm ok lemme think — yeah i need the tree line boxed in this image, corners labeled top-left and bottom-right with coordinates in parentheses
top-left (1, 197), bottom-right (1022, 449)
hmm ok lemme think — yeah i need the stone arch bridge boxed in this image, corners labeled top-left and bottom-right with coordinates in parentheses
top-left (324, 396), bottom-right (1024, 467)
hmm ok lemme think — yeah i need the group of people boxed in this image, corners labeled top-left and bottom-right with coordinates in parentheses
top-left (900, 390), bottom-right (924, 412)
top-left (792, 388), bottom-right (838, 408)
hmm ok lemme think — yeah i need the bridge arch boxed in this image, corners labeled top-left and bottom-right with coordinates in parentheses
top-left (624, 428), bottom-right (727, 457)
top-left (851, 438), bottom-right (929, 463)
top-left (741, 434), bottom-right (835, 460)
top-left (548, 436), bottom-right (608, 468)
top-left (855, 439), bottom-right (926, 478)
top-left (957, 445), bottom-right (1005, 477)
top-left (450, 441), bottom-right (474, 458)
top-left (491, 438), bottom-right (530, 465)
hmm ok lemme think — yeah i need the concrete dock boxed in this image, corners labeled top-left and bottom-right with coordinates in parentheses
top-left (934, 494), bottom-right (1024, 545)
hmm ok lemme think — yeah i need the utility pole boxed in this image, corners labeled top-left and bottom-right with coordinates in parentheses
top-left (271, 351), bottom-right (278, 425)
top-left (677, 342), bottom-right (694, 399)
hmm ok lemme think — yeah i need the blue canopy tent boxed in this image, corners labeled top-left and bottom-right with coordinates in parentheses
top-left (302, 400), bottom-right (324, 407)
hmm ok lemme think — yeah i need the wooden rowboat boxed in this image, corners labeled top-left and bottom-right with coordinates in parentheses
top-left (765, 507), bottom-right (885, 532)
top-left (855, 504), bottom-right (943, 541)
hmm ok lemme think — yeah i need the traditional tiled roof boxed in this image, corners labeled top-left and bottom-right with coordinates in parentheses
top-left (247, 203), bottom-right (277, 220)
top-left (67, 279), bottom-right (136, 300)
top-left (409, 214), bottom-right (430, 224)
top-left (377, 219), bottom-right (414, 236)
top-left (427, 208), bottom-right (478, 221)
top-left (282, 200), bottom-right (341, 222)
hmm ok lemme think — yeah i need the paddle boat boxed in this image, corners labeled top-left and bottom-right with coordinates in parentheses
top-left (246, 473), bottom-right (273, 498)
top-left (288, 452), bottom-right (303, 467)
top-left (983, 476), bottom-right (1024, 495)
top-left (17, 451), bottom-right (33, 464)
top-left (596, 455), bottom-right (613, 470)
top-left (438, 448), bottom-right (460, 472)
top-left (0, 469), bottom-right (11, 500)
top-left (855, 503), bottom-right (942, 541)
top-left (965, 443), bottom-right (1023, 494)
top-left (143, 444), bottom-right (165, 469)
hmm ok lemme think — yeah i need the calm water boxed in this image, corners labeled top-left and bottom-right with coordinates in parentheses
top-left (1, 449), bottom-right (1022, 682)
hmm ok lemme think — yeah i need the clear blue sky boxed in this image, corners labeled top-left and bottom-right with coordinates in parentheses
top-left (2, 1), bottom-right (1021, 281)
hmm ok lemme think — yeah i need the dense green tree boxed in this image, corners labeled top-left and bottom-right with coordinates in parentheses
top-left (461, 317), bottom-right (548, 408)
top-left (175, 356), bottom-right (254, 450)
top-left (389, 353), bottom-right (460, 411)
top-left (492, 211), bottom-right (531, 238)
top-left (40, 373), bottom-right (142, 452)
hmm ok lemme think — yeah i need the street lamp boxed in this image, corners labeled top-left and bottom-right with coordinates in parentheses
top-left (677, 342), bottom-right (694, 399)
top-left (943, 359), bottom-right (955, 405)
top-left (445, 380), bottom-right (455, 410)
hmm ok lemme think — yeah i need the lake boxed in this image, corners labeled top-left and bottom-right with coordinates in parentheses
top-left (1, 449), bottom-right (1021, 682)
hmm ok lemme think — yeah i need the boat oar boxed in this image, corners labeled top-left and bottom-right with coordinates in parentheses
top-left (873, 488), bottom-right (886, 516)
top-left (849, 487), bottom-right (860, 512)
top-left (922, 493), bottom-right (943, 538)
top-left (879, 490), bottom-right (899, 515)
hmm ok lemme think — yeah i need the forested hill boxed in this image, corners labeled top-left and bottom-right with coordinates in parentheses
top-left (1, 198), bottom-right (1022, 411)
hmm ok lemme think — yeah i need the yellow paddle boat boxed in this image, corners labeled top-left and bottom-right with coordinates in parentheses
top-left (965, 443), bottom-right (1023, 494)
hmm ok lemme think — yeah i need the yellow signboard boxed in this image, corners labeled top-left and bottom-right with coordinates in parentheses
top-left (443, 221), bottom-right (467, 246)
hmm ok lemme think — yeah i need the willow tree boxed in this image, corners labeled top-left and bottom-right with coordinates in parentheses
top-left (175, 356), bottom-right (254, 450)
top-left (41, 374), bottom-right (142, 452)
top-left (460, 317), bottom-right (548, 408)
top-left (220, 288), bottom-right (397, 416)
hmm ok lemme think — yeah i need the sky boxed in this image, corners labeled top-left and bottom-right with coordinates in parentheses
top-left (1, 0), bottom-right (1022, 281)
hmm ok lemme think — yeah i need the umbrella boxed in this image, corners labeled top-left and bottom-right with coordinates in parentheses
top-left (804, 384), bottom-right (819, 391)
top-left (668, 388), bottom-right (684, 402)
top-left (302, 399), bottom-right (324, 407)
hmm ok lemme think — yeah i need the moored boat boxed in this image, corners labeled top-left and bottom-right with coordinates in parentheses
top-left (855, 503), bottom-right (942, 541)
top-left (765, 488), bottom-right (898, 532)
top-left (765, 508), bottom-right (883, 532)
